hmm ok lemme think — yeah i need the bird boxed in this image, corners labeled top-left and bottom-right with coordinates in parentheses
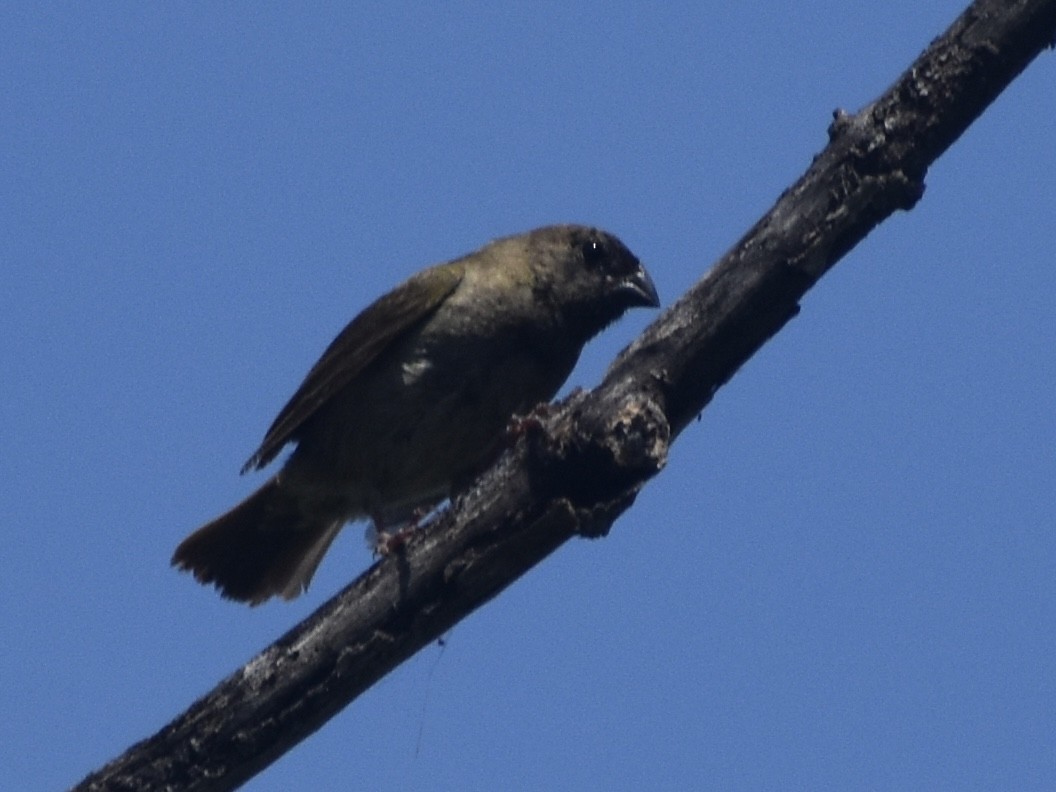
top-left (171, 224), bottom-right (659, 605)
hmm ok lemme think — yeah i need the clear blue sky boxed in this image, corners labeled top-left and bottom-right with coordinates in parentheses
top-left (3, 3), bottom-right (1055, 790)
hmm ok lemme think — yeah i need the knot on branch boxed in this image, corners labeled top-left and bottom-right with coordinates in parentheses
top-left (822, 103), bottom-right (928, 217)
top-left (525, 390), bottom-right (670, 537)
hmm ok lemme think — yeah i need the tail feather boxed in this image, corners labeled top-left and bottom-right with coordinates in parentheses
top-left (172, 478), bottom-right (347, 605)
top-left (277, 519), bottom-right (344, 601)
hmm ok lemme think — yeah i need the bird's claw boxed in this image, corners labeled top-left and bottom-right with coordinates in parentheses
top-left (505, 403), bottom-right (552, 444)
top-left (370, 505), bottom-right (432, 556)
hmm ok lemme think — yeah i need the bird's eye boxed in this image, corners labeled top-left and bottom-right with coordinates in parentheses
top-left (580, 238), bottom-right (606, 267)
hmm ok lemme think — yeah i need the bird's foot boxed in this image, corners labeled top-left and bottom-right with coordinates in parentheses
top-left (372, 526), bottom-right (413, 556)
top-left (505, 403), bottom-right (553, 444)
top-left (368, 506), bottom-right (432, 556)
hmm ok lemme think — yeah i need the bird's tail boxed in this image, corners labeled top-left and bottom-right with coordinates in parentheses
top-left (172, 477), bottom-right (346, 605)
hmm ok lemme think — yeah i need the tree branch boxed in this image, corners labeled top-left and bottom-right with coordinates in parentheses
top-left (76, 1), bottom-right (1056, 789)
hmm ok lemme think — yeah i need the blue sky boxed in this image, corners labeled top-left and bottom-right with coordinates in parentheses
top-left (3, 3), bottom-right (1055, 790)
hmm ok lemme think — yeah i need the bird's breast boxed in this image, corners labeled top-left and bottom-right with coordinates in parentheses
top-left (286, 312), bottom-right (577, 524)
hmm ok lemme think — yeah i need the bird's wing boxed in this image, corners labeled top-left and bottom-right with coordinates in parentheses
top-left (241, 263), bottom-right (464, 473)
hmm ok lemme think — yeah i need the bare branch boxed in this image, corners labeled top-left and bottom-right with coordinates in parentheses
top-left (75, 1), bottom-right (1056, 789)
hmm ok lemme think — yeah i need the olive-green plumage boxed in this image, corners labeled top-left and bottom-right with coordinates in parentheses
top-left (172, 225), bottom-right (658, 604)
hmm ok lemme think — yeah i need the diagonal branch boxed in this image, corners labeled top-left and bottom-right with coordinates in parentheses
top-left (75, 1), bottom-right (1056, 789)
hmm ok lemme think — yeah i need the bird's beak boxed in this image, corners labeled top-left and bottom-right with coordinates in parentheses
top-left (620, 263), bottom-right (660, 309)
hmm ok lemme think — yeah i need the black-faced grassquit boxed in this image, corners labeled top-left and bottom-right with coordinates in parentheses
top-left (172, 225), bottom-right (658, 604)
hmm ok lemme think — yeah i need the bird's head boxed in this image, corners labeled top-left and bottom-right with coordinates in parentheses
top-left (519, 224), bottom-right (659, 338)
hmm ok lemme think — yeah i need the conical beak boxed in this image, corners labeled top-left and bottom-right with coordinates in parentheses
top-left (622, 263), bottom-right (660, 308)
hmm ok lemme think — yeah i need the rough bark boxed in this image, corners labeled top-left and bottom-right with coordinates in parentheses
top-left (75, 1), bottom-right (1056, 789)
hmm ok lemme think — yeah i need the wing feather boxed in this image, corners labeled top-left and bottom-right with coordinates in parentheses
top-left (241, 263), bottom-right (464, 473)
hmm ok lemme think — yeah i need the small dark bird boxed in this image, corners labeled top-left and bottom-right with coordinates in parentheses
top-left (172, 225), bottom-right (658, 604)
